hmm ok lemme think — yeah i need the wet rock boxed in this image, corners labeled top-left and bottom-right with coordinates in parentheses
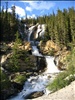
top-left (12, 82), bottom-right (23, 90)
top-left (25, 91), bottom-right (44, 99)
top-left (1, 88), bottom-right (17, 100)
top-left (38, 57), bottom-right (47, 71)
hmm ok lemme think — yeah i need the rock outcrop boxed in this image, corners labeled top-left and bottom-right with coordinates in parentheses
top-left (24, 41), bottom-right (31, 51)
top-left (25, 91), bottom-right (44, 99)
top-left (38, 40), bottom-right (60, 55)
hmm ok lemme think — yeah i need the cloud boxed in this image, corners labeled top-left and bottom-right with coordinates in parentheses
top-left (27, 14), bottom-right (36, 19)
top-left (4, 5), bottom-right (26, 18)
top-left (21, 1), bottom-right (55, 11)
top-left (26, 6), bottom-right (32, 12)
top-left (15, 6), bottom-right (25, 17)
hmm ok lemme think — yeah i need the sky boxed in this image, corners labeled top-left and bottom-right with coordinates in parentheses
top-left (1, 0), bottom-right (75, 19)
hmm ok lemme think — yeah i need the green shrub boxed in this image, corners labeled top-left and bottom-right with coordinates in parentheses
top-left (47, 71), bottom-right (68, 92)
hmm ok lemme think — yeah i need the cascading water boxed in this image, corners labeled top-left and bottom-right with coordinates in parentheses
top-left (9, 24), bottom-right (60, 100)
top-left (32, 46), bottom-right (42, 57)
top-left (45, 56), bottom-right (60, 74)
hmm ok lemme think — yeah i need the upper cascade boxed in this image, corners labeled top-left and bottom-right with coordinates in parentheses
top-left (26, 23), bottom-right (45, 41)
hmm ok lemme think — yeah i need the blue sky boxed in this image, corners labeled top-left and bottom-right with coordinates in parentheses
top-left (1, 0), bottom-right (75, 19)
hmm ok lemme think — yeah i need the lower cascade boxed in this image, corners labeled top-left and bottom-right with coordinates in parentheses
top-left (9, 46), bottom-right (60, 100)
top-left (8, 24), bottom-right (60, 100)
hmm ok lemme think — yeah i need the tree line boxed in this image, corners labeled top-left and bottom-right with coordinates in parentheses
top-left (0, 2), bottom-right (24, 42)
top-left (29, 7), bottom-right (75, 47)
top-left (24, 7), bottom-right (75, 47)
top-left (0, 2), bottom-right (75, 47)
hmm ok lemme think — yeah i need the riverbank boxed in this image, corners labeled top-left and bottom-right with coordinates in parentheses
top-left (33, 80), bottom-right (75, 100)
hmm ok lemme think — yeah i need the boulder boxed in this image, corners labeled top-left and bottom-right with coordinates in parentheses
top-left (1, 87), bottom-right (17, 100)
top-left (24, 41), bottom-right (31, 51)
top-left (7, 42), bottom-right (14, 48)
top-left (25, 91), bottom-right (44, 99)
top-left (57, 50), bottom-right (70, 70)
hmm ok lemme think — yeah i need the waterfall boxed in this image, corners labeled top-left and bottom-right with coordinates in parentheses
top-left (28, 24), bottom-right (45, 41)
top-left (28, 25), bottom-right (35, 41)
top-left (45, 56), bottom-right (60, 73)
top-left (36, 25), bottom-right (42, 38)
top-left (28, 24), bottom-right (39, 41)
top-left (39, 24), bottom-right (45, 37)
top-left (8, 24), bottom-right (60, 100)
top-left (35, 24), bottom-right (45, 39)
top-left (32, 46), bottom-right (42, 57)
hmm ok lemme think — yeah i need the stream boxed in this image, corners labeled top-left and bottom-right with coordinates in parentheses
top-left (8, 24), bottom-right (60, 100)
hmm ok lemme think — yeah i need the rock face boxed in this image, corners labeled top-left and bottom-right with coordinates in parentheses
top-left (18, 41), bottom-right (31, 51)
top-left (1, 86), bottom-right (17, 100)
top-left (25, 91), bottom-right (44, 99)
top-left (24, 41), bottom-right (31, 51)
top-left (39, 40), bottom-right (60, 55)
top-left (57, 48), bottom-right (70, 70)
top-left (1, 53), bottom-right (12, 64)
top-left (38, 57), bottom-right (47, 72)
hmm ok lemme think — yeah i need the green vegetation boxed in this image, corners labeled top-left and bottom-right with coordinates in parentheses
top-left (13, 74), bottom-right (26, 85)
top-left (1, 3), bottom-right (75, 46)
top-left (25, 7), bottom-right (75, 47)
top-left (7, 32), bottom-right (22, 72)
top-left (0, 3), bottom-right (24, 42)
top-left (0, 68), bottom-right (11, 90)
top-left (47, 47), bottom-right (75, 92)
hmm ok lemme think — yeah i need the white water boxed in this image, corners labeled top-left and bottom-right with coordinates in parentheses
top-left (45, 56), bottom-right (60, 74)
top-left (36, 25), bottom-right (42, 38)
top-left (32, 46), bottom-right (42, 57)
top-left (36, 24), bottom-right (45, 38)
top-left (9, 45), bottom-right (60, 100)
top-left (9, 24), bottom-right (60, 100)
top-left (10, 74), bottom-right (52, 100)
top-left (39, 24), bottom-right (45, 37)
top-left (28, 24), bottom-right (38, 41)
